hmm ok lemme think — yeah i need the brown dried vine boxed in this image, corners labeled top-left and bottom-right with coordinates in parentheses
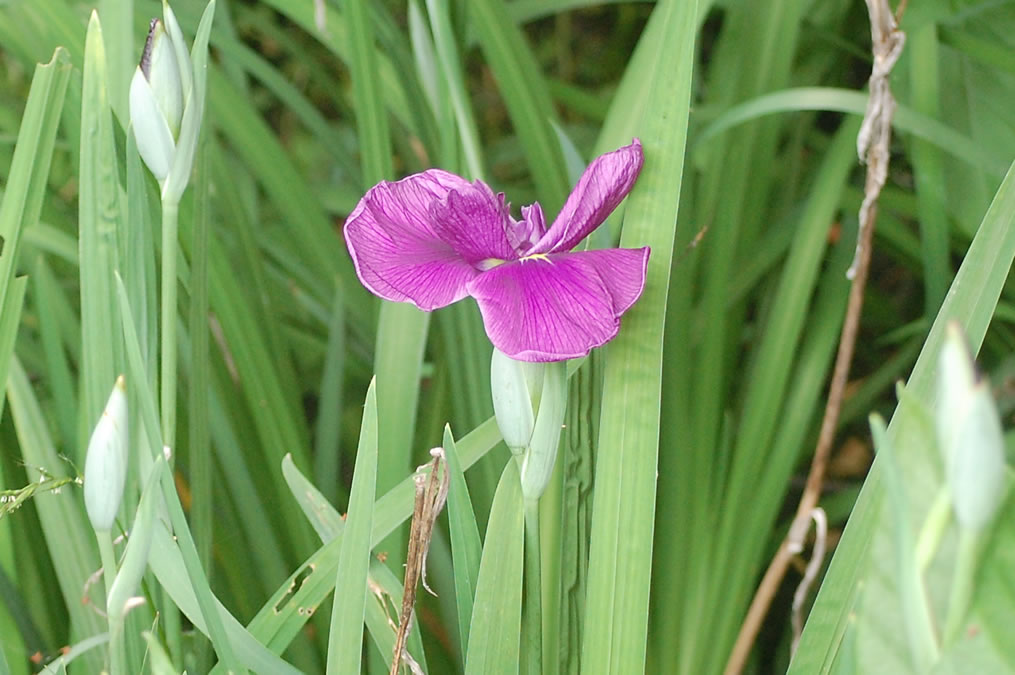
top-left (723, 0), bottom-right (906, 671)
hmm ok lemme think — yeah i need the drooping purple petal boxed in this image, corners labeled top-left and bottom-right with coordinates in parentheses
top-left (344, 170), bottom-right (484, 310)
top-left (466, 246), bottom-right (650, 361)
top-left (429, 181), bottom-right (519, 265)
top-left (530, 139), bottom-right (644, 255)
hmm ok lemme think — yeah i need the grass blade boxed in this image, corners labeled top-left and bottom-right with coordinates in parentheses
top-left (465, 459), bottom-right (524, 674)
top-left (6, 360), bottom-right (105, 669)
top-left (444, 425), bottom-right (482, 653)
top-left (694, 87), bottom-right (1010, 177)
top-left (326, 379), bottom-right (379, 674)
top-left (208, 417), bottom-right (501, 667)
top-left (0, 46), bottom-right (70, 422)
top-left (78, 12), bottom-right (122, 447)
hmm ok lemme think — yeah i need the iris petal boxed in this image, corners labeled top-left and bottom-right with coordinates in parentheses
top-left (429, 182), bottom-right (519, 264)
top-left (466, 247), bottom-right (650, 361)
top-left (344, 170), bottom-right (482, 310)
top-left (531, 139), bottom-right (643, 255)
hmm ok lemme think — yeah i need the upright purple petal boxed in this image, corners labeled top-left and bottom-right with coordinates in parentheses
top-left (530, 139), bottom-right (644, 255)
top-left (429, 181), bottom-right (519, 264)
top-left (344, 170), bottom-right (482, 310)
top-left (466, 246), bottom-right (650, 361)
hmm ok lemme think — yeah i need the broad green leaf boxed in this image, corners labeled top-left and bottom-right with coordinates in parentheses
top-left (282, 454), bottom-right (345, 541)
top-left (312, 289), bottom-right (346, 505)
top-left (857, 408), bottom-right (939, 673)
top-left (116, 275), bottom-right (249, 674)
top-left (582, 0), bottom-right (696, 671)
top-left (907, 25), bottom-right (950, 314)
top-left (974, 491), bottom-right (1015, 669)
top-left (97, 0), bottom-right (131, 121)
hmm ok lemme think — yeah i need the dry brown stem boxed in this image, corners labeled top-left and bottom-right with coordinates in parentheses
top-left (390, 449), bottom-right (449, 675)
top-left (723, 1), bottom-right (905, 672)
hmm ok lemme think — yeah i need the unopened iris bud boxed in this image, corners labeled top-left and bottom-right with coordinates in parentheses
top-left (129, 18), bottom-right (184, 184)
top-left (84, 376), bottom-right (129, 532)
top-left (129, 0), bottom-right (214, 204)
top-left (490, 349), bottom-right (567, 500)
top-left (491, 348), bottom-right (543, 454)
top-left (518, 359), bottom-right (566, 500)
top-left (936, 322), bottom-right (1008, 530)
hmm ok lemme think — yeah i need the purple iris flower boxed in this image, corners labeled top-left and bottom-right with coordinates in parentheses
top-left (343, 139), bottom-right (650, 362)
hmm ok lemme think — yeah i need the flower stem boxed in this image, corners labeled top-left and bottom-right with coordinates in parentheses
top-left (159, 198), bottom-right (184, 664)
top-left (524, 497), bottom-right (543, 674)
top-left (915, 487), bottom-right (951, 574)
top-left (97, 529), bottom-right (126, 675)
top-left (160, 198), bottom-right (179, 452)
top-left (944, 528), bottom-right (982, 644)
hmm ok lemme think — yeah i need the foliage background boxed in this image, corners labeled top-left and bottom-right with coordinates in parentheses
top-left (0, 0), bottom-right (1013, 672)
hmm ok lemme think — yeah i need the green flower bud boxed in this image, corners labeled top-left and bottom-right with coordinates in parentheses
top-left (490, 349), bottom-right (567, 500)
top-left (491, 348), bottom-right (542, 453)
top-left (129, 0), bottom-right (215, 204)
top-left (519, 359), bottom-right (566, 501)
top-left (84, 376), bottom-right (129, 532)
top-left (129, 18), bottom-right (184, 184)
top-left (936, 322), bottom-right (1008, 530)
top-left (142, 18), bottom-right (184, 137)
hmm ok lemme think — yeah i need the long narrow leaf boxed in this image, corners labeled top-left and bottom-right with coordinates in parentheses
top-left (582, 0), bottom-right (696, 670)
top-left (444, 425), bottom-right (482, 653)
top-left (78, 12), bottom-right (123, 445)
top-left (0, 47), bottom-right (70, 424)
top-left (326, 379), bottom-right (379, 674)
top-left (465, 459), bottom-right (524, 674)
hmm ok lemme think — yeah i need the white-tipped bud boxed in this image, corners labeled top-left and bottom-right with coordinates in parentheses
top-left (143, 19), bottom-right (184, 136)
top-left (936, 322), bottom-right (1008, 530)
top-left (84, 376), bottom-right (129, 532)
top-left (129, 0), bottom-right (207, 197)
top-left (129, 18), bottom-right (184, 184)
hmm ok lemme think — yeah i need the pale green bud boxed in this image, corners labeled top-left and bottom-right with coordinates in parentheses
top-left (84, 376), bottom-right (129, 532)
top-left (519, 360), bottom-right (566, 501)
top-left (142, 18), bottom-right (184, 136)
top-left (936, 322), bottom-right (1008, 530)
top-left (490, 349), bottom-right (567, 500)
top-left (129, 18), bottom-right (184, 184)
top-left (491, 348), bottom-right (543, 454)
top-left (129, 0), bottom-right (215, 205)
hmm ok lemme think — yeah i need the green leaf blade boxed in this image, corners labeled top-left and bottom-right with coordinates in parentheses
top-left (326, 378), bottom-right (379, 674)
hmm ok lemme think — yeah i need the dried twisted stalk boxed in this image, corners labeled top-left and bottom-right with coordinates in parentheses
top-left (390, 449), bottom-right (449, 675)
top-left (723, 1), bottom-right (905, 672)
